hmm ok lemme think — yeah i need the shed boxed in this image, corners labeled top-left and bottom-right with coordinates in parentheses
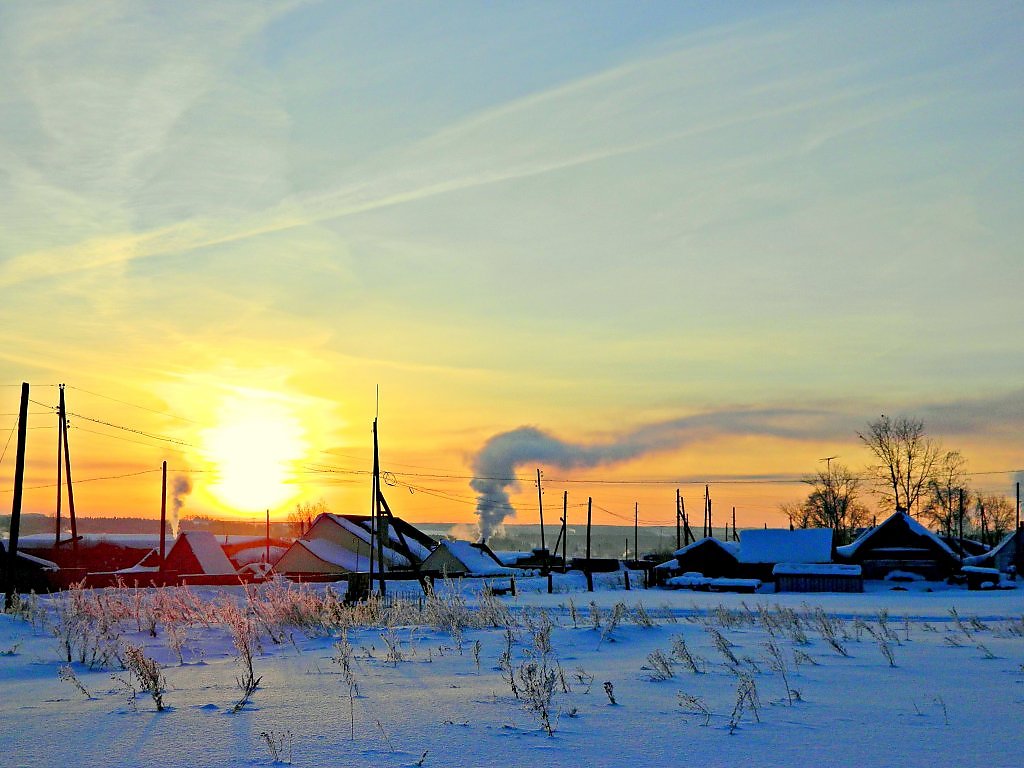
top-left (773, 563), bottom-right (863, 593)
top-left (666, 537), bottom-right (739, 580)
top-left (163, 531), bottom-right (237, 578)
top-left (421, 540), bottom-right (513, 577)
top-left (964, 527), bottom-right (1023, 575)
top-left (835, 511), bottom-right (960, 580)
top-left (961, 565), bottom-right (1002, 591)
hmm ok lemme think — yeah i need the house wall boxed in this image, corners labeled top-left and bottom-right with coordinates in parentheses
top-left (776, 574), bottom-right (863, 593)
top-left (274, 544), bottom-right (345, 575)
top-left (421, 547), bottom-right (467, 576)
top-left (676, 544), bottom-right (738, 578)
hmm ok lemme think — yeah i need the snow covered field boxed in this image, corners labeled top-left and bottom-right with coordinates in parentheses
top-left (1, 577), bottom-right (1021, 768)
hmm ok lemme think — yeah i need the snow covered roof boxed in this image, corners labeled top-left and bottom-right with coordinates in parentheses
top-left (772, 563), bottom-right (862, 577)
top-left (493, 551), bottom-right (532, 566)
top-left (739, 529), bottom-right (832, 564)
top-left (431, 540), bottom-right (514, 576)
top-left (232, 545), bottom-right (288, 567)
top-left (296, 537), bottom-right (409, 571)
top-left (15, 533), bottom-right (174, 549)
top-left (324, 514), bottom-right (430, 562)
top-left (672, 537), bottom-right (740, 559)
top-left (15, 550), bottom-right (59, 570)
top-left (174, 531), bottom-right (237, 575)
top-left (836, 512), bottom-right (957, 560)
top-left (964, 529), bottom-right (1019, 567)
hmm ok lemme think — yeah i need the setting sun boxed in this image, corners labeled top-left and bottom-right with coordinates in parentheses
top-left (199, 391), bottom-right (307, 513)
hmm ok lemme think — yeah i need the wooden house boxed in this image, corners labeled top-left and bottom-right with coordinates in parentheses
top-left (835, 511), bottom-right (960, 580)
top-left (662, 537), bottom-right (740, 581)
top-left (273, 513), bottom-right (435, 579)
top-left (163, 531), bottom-right (238, 582)
top-left (421, 540), bottom-right (513, 577)
top-left (738, 528), bottom-right (833, 581)
top-left (963, 527), bottom-right (1023, 576)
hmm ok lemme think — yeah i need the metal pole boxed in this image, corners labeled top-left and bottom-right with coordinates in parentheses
top-left (4, 383), bottom-right (29, 611)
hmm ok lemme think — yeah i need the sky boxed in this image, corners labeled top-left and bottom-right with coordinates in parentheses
top-left (1, 1), bottom-right (1021, 532)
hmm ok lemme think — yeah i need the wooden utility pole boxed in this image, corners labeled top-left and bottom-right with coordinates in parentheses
top-left (1016, 482), bottom-right (1020, 530)
top-left (732, 507), bottom-right (737, 542)
top-left (585, 496), bottom-right (594, 592)
top-left (4, 382), bottom-right (29, 611)
top-left (562, 491), bottom-right (568, 568)
top-left (675, 489), bottom-right (682, 551)
top-left (633, 502), bottom-right (639, 563)
top-left (59, 385), bottom-right (78, 560)
top-left (159, 461), bottom-right (167, 570)
top-left (373, 418), bottom-right (386, 595)
top-left (536, 468), bottom-right (546, 554)
top-left (958, 487), bottom-right (965, 543)
top-left (54, 392), bottom-right (63, 548)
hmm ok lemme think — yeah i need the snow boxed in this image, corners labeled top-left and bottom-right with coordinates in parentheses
top-left (1, 580), bottom-right (1023, 768)
top-left (738, 528), bottom-right (832, 563)
top-left (772, 563), bottom-right (862, 577)
top-left (961, 566), bottom-right (1000, 576)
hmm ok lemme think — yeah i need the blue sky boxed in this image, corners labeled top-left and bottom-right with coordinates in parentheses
top-left (0, 1), bottom-right (1021, 522)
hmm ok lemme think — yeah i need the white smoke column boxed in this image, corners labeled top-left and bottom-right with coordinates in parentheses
top-left (171, 475), bottom-right (193, 537)
top-left (470, 408), bottom-right (846, 539)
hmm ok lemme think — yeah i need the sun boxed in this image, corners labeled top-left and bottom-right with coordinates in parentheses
top-left (200, 392), bottom-right (307, 512)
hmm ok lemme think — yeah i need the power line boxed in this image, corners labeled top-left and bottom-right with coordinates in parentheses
top-left (71, 425), bottom-right (189, 454)
top-left (0, 468), bottom-right (161, 493)
top-left (66, 385), bottom-right (196, 423)
top-left (66, 411), bottom-right (192, 447)
top-left (0, 420), bottom-right (16, 466)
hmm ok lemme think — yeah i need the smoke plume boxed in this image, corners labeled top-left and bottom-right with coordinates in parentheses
top-left (470, 407), bottom-right (847, 539)
top-left (171, 475), bottom-right (192, 537)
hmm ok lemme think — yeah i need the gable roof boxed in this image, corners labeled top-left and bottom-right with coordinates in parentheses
top-left (167, 531), bottom-right (237, 575)
top-left (673, 537), bottom-right (740, 559)
top-left (428, 540), bottom-right (513, 576)
top-left (963, 528), bottom-right (1023, 567)
top-left (836, 511), bottom-right (958, 561)
top-left (739, 528), bottom-right (833, 564)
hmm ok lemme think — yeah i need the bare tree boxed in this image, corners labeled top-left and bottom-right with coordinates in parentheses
top-left (801, 462), bottom-right (870, 544)
top-left (858, 415), bottom-right (941, 517)
top-left (782, 463), bottom-right (869, 544)
top-left (973, 493), bottom-right (1015, 546)
top-left (922, 451), bottom-right (970, 537)
top-left (288, 499), bottom-right (327, 537)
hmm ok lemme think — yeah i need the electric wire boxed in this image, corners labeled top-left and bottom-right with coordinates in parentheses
top-left (66, 385), bottom-right (196, 423)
